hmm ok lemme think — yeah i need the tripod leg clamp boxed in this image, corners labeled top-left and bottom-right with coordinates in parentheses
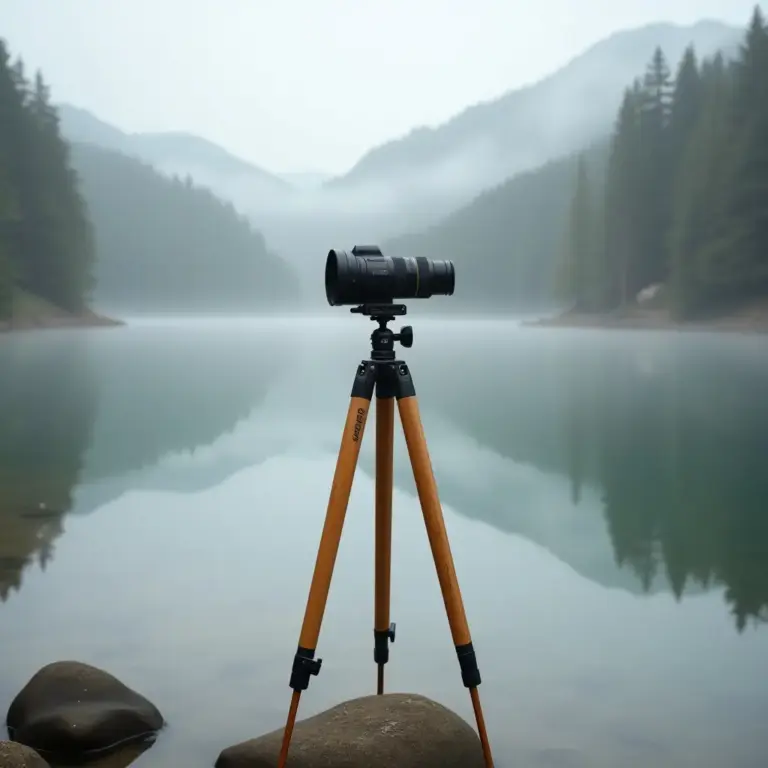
top-left (456, 642), bottom-right (482, 688)
top-left (289, 646), bottom-right (323, 691)
top-left (373, 622), bottom-right (396, 665)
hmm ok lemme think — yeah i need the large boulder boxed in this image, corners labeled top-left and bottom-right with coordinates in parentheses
top-left (5, 661), bottom-right (164, 762)
top-left (216, 693), bottom-right (485, 768)
top-left (0, 740), bottom-right (50, 767)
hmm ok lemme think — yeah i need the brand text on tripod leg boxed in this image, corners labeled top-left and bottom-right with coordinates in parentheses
top-left (352, 408), bottom-right (366, 442)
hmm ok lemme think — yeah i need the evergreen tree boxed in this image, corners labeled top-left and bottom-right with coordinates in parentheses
top-left (25, 71), bottom-right (95, 311)
top-left (668, 52), bottom-right (738, 317)
top-left (562, 6), bottom-right (768, 321)
top-left (586, 174), bottom-right (610, 311)
top-left (0, 166), bottom-right (17, 316)
top-left (718, 7), bottom-right (768, 296)
top-left (668, 47), bottom-right (702, 174)
top-left (0, 43), bottom-right (26, 302)
top-left (560, 154), bottom-right (592, 308)
top-left (638, 47), bottom-right (674, 288)
top-left (0, 38), bottom-right (96, 318)
top-left (604, 83), bottom-right (646, 306)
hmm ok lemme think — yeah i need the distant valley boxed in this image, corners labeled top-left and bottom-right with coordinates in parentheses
top-left (57, 18), bottom-right (742, 310)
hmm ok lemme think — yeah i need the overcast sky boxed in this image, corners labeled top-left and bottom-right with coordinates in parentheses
top-left (0, 0), bottom-right (760, 175)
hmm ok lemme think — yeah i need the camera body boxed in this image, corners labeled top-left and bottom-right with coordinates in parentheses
top-left (325, 245), bottom-right (455, 307)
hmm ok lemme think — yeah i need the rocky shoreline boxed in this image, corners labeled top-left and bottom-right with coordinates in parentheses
top-left (2, 661), bottom-right (484, 768)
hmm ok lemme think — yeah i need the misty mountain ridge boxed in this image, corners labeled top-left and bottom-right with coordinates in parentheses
top-left (57, 18), bottom-right (742, 299)
top-left (57, 103), bottom-right (294, 199)
top-left (67, 141), bottom-right (299, 313)
top-left (330, 20), bottom-right (738, 192)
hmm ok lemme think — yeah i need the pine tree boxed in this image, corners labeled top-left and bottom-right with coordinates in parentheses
top-left (667, 47), bottom-right (702, 200)
top-left (667, 54), bottom-right (736, 318)
top-left (577, 7), bottom-right (768, 321)
top-left (0, 39), bottom-right (96, 318)
top-left (637, 47), bottom-right (674, 288)
top-left (604, 83), bottom-right (646, 308)
top-left (0, 43), bottom-right (27, 287)
top-left (25, 70), bottom-right (94, 311)
top-left (0, 166), bottom-right (17, 317)
top-left (721, 7), bottom-right (768, 295)
top-left (576, 157), bottom-right (611, 312)
top-left (587, 177), bottom-right (609, 311)
top-left (559, 154), bottom-right (592, 309)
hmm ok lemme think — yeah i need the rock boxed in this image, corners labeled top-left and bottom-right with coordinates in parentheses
top-left (5, 661), bottom-right (164, 761)
top-left (0, 741), bottom-right (50, 767)
top-left (637, 282), bottom-right (665, 307)
top-left (216, 693), bottom-right (485, 768)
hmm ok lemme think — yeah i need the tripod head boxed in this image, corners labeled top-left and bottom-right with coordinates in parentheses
top-left (350, 302), bottom-right (413, 361)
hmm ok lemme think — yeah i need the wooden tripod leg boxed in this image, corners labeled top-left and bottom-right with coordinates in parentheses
top-left (276, 362), bottom-right (377, 768)
top-left (395, 366), bottom-right (494, 768)
top-left (374, 392), bottom-right (396, 694)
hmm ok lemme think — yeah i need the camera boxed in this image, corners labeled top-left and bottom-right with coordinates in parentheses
top-left (325, 245), bottom-right (455, 307)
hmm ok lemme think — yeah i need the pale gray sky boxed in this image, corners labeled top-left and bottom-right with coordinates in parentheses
top-left (0, 0), bottom-right (760, 175)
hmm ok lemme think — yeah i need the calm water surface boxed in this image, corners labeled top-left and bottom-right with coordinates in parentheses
top-left (1, 316), bottom-right (767, 768)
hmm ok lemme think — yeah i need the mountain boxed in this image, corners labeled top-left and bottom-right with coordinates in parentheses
top-left (58, 104), bottom-right (293, 204)
top-left (326, 21), bottom-right (740, 228)
top-left (68, 142), bottom-right (299, 313)
top-left (383, 19), bottom-right (752, 312)
top-left (56, 20), bottom-right (743, 303)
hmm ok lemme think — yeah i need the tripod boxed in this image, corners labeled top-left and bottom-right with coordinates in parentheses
top-left (276, 303), bottom-right (494, 768)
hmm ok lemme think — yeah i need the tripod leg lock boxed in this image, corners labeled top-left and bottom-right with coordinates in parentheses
top-left (373, 622), bottom-right (396, 665)
top-left (289, 646), bottom-right (323, 691)
top-left (456, 642), bottom-right (482, 688)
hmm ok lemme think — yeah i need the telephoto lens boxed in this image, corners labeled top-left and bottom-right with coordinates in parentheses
top-left (325, 245), bottom-right (454, 306)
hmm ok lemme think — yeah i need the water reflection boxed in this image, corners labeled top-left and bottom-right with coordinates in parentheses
top-left (421, 328), bottom-right (768, 632)
top-left (0, 324), bottom-right (286, 601)
top-left (2, 319), bottom-right (768, 767)
top-left (4, 321), bottom-right (766, 635)
top-left (0, 334), bottom-right (97, 602)
top-left (79, 324), bottom-right (285, 486)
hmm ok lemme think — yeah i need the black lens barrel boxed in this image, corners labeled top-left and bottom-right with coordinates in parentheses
top-left (325, 245), bottom-right (454, 306)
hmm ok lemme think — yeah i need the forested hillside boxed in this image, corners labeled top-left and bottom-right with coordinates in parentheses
top-left (1, 36), bottom-right (298, 320)
top-left (562, 6), bottom-right (768, 321)
top-left (0, 40), bottom-right (94, 319)
top-left (70, 143), bottom-right (298, 312)
top-left (388, 8), bottom-right (767, 318)
top-left (386, 140), bottom-right (608, 309)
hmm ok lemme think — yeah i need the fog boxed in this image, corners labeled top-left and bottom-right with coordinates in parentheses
top-left (47, 18), bottom-right (744, 309)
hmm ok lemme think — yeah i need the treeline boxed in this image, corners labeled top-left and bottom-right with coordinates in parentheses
top-left (561, 6), bottom-right (768, 319)
top-left (0, 40), bottom-right (94, 318)
top-left (1, 36), bottom-right (299, 319)
top-left (385, 142), bottom-right (609, 311)
top-left (71, 143), bottom-right (298, 312)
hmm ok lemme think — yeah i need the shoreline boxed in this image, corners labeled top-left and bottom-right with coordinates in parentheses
top-left (0, 310), bottom-right (123, 334)
top-left (526, 307), bottom-right (768, 335)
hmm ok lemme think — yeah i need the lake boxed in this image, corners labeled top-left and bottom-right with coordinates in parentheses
top-left (1, 316), bottom-right (767, 768)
